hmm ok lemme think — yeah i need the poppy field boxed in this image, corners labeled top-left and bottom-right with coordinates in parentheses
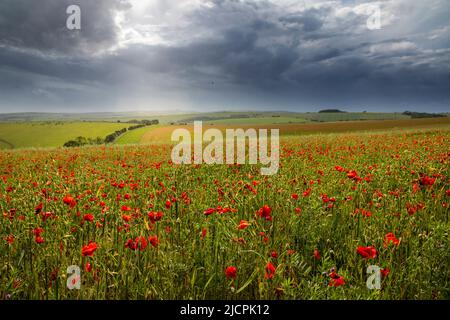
top-left (0, 127), bottom-right (449, 300)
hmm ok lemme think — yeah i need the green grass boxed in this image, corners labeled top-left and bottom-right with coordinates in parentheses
top-left (115, 125), bottom-right (160, 145)
top-left (0, 139), bottom-right (13, 150)
top-left (0, 127), bottom-right (448, 299)
top-left (0, 122), bottom-right (131, 149)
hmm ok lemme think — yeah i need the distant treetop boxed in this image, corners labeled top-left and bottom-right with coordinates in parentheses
top-left (403, 111), bottom-right (446, 118)
top-left (318, 109), bottom-right (346, 113)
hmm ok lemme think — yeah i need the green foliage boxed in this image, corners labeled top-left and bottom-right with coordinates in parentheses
top-left (63, 136), bottom-right (104, 148)
top-left (403, 111), bottom-right (446, 119)
top-left (318, 109), bottom-right (346, 113)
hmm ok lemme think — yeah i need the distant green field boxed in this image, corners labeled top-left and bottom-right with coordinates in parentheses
top-left (170, 112), bottom-right (413, 124)
top-left (0, 122), bottom-right (131, 149)
top-left (115, 125), bottom-right (160, 145)
top-left (0, 111), bottom-right (420, 124)
top-left (204, 116), bottom-right (307, 125)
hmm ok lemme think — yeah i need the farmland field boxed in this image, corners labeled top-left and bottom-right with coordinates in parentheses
top-left (204, 116), bottom-right (308, 125)
top-left (0, 122), bottom-right (132, 149)
top-left (138, 117), bottom-right (450, 145)
top-left (0, 121), bottom-right (449, 300)
top-left (115, 125), bottom-right (160, 145)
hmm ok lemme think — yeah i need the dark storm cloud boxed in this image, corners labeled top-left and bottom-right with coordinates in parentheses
top-left (0, 0), bottom-right (449, 112)
top-left (0, 0), bottom-right (130, 54)
top-left (279, 8), bottom-right (327, 32)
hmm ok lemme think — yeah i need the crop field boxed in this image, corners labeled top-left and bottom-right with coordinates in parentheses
top-left (204, 116), bottom-right (308, 125)
top-left (1, 115), bottom-right (448, 150)
top-left (0, 123), bottom-right (448, 300)
top-left (164, 112), bottom-right (411, 124)
top-left (137, 118), bottom-right (450, 145)
top-left (0, 122), bottom-right (132, 149)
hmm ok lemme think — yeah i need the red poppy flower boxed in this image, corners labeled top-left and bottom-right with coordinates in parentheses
top-left (381, 267), bottom-right (390, 278)
top-left (384, 233), bottom-right (399, 247)
top-left (265, 262), bottom-right (276, 279)
top-left (257, 205), bottom-right (272, 221)
top-left (225, 266), bottom-right (237, 279)
top-left (148, 235), bottom-right (160, 248)
top-left (292, 193), bottom-right (299, 200)
top-left (124, 236), bottom-right (147, 251)
top-left (314, 248), bottom-right (321, 260)
top-left (125, 239), bottom-right (137, 250)
top-left (420, 175), bottom-right (436, 187)
top-left (35, 203), bottom-right (43, 214)
top-left (302, 188), bottom-right (312, 197)
top-left (63, 195), bottom-right (77, 208)
top-left (148, 211), bottom-right (163, 223)
top-left (356, 246), bottom-right (377, 259)
top-left (203, 208), bottom-right (216, 216)
top-left (347, 170), bottom-right (361, 181)
top-left (83, 213), bottom-right (94, 222)
top-left (33, 227), bottom-right (44, 237)
top-left (35, 236), bottom-right (44, 244)
top-left (82, 242), bottom-right (98, 257)
top-left (165, 200), bottom-right (172, 209)
top-left (335, 166), bottom-right (344, 172)
top-left (201, 228), bottom-right (207, 239)
top-left (5, 235), bottom-right (14, 245)
top-left (51, 269), bottom-right (58, 281)
top-left (41, 211), bottom-right (53, 222)
top-left (237, 220), bottom-right (250, 230)
top-left (122, 214), bottom-right (131, 222)
top-left (85, 262), bottom-right (92, 273)
top-left (137, 236), bottom-right (147, 251)
top-left (329, 271), bottom-right (345, 287)
top-left (121, 205), bottom-right (132, 212)
top-left (352, 208), bottom-right (372, 217)
top-left (271, 251), bottom-right (278, 259)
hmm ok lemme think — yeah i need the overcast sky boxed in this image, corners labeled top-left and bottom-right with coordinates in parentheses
top-left (0, 0), bottom-right (449, 113)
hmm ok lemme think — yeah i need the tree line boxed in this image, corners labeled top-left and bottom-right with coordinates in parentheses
top-left (63, 119), bottom-right (159, 148)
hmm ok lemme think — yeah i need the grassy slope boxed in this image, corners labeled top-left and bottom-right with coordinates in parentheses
top-left (115, 125), bottom-right (160, 145)
top-left (0, 122), bottom-right (131, 149)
